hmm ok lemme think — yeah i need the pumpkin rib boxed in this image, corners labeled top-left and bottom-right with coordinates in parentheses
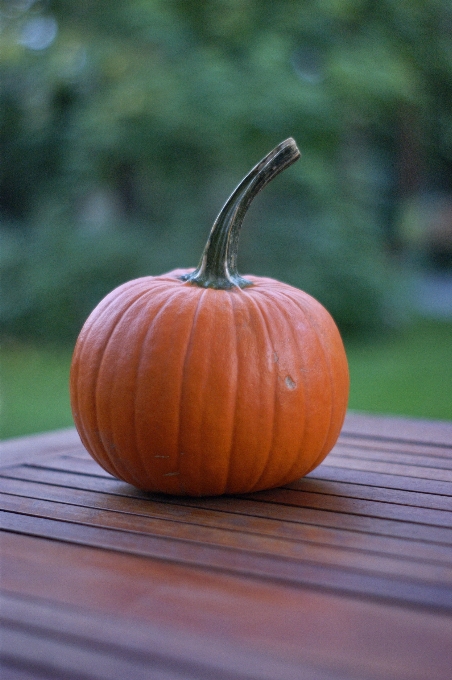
top-left (274, 293), bottom-right (314, 484)
top-left (123, 284), bottom-right (191, 489)
top-left (284, 291), bottom-right (337, 457)
top-left (254, 285), bottom-right (336, 484)
top-left (239, 292), bottom-right (284, 490)
top-left (94, 284), bottom-right (179, 484)
top-left (197, 290), bottom-right (239, 495)
top-left (282, 299), bottom-right (334, 476)
top-left (181, 287), bottom-right (217, 495)
top-left (222, 291), bottom-right (240, 495)
top-left (275, 286), bottom-right (348, 474)
top-left (72, 286), bottom-right (154, 479)
top-left (239, 290), bottom-right (280, 492)
top-left (298, 297), bottom-right (348, 472)
top-left (92, 286), bottom-right (167, 484)
top-left (176, 288), bottom-right (233, 495)
top-left (176, 286), bottom-right (207, 495)
top-left (259, 289), bottom-right (314, 487)
top-left (130, 285), bottom-right (194, 489)
top-left (224, 289), bottom-right (273, 494)
top-left (275, 288), bottom-right (335, 479)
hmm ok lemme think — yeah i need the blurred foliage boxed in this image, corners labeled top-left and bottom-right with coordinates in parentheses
top-left (1, 0), bottom-right (452, 342)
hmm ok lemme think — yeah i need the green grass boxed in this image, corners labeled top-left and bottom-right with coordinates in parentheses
top-left (1, 344), bottom-right (74, 440)
top-left (346, 319), bottom-right (452, 421)
top-left (1, 319), bottom-right (451, 440)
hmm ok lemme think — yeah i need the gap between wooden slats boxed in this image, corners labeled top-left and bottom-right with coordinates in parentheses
top-left (308, 466), bottom-right (452, 496)
top-left (322, 457), bottom-right (452, 483)
top-left (336, 430), bottom-right (452, 456)
top-left (332, 438), bottom-right (452, 461)
top-left (2, 465), bottom-right (452, 546)
top-left (8, 458), bottom-right (452, 521)
top-left (2, 511), bottom-right (452, 611)
top-left (288, 477), bottom-right (450, 510)
top-left (2, 492), bottom-right (452, 588)
top-left (0, 665), bottom-right (40, 680)
top-left (329, 448), bottom-right (452, 471)
top-left (4, 539), bottom-right (451, 680)
top-left (8, 452), bottom-right (451, 510)
top-left (1, 474), bottom-right (451, 566)
top-left (0, 629), bottom-right (334, 680)
top-left (2, 468), bottom-right (452, 529)
top-left (243, 488), bottom-right (452, 526)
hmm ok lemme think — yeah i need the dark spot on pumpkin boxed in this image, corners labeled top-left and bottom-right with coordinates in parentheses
top-left (285, 375), bottom-right (296, 390)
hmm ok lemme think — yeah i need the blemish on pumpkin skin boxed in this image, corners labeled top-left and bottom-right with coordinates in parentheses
top-left (163, 471), bottom-right (180, 477)
top-left (273, 351), bottom-right (279, 363)
top-left (285, 375), bottom-right (296, 390)
top-left (154, 455), bottom-right (169, 459)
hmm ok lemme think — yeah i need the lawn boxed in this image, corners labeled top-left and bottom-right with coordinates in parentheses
top-left (346, 319), bottom-right (452, 421)
top-left (1, 318), bottom-right (451, 440)
top-left (1, 344), bottom-right (75, 440)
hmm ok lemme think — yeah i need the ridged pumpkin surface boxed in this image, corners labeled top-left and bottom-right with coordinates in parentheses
top-left (70, 268), bottom-right (349, 496)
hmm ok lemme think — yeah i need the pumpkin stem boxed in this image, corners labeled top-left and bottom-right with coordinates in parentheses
top-left (181, 138), bottom-right (301, 289)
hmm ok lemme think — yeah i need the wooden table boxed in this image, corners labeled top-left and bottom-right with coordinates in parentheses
top-left (1, 412), bottom-right (451, 679)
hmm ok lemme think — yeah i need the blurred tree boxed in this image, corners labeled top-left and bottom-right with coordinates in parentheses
top-left (1, 0), bottom-right (451, 341)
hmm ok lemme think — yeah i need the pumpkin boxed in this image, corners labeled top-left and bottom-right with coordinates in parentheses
top-left (70, 138), bottom-right (349, 496)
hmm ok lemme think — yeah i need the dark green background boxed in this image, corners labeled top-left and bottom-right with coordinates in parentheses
top-left (1, 1), bottom-right (451, 436)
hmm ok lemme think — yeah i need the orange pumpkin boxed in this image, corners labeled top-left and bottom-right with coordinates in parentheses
top-left (70, 139), bottom-right (349, 496)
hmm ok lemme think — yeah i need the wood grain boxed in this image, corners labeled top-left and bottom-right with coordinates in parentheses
top-left (3, 463), bottom-right (452, 544)
top-left (2, 534), bottom-right (452, 680)
top-left (1, 475), bottom-right (451, 565)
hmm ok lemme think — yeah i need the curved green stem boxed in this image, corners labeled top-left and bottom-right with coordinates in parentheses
top-left (180, 138), bottom-right (300, 290)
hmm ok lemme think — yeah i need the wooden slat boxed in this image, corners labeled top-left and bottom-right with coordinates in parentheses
top-left (335, 437), bottom-right (452, 459)
top-left (328, 448), bottom-right (452, 470)
top-left (17, 444), bottom-right (452, 495)
top-left (0, 428), bottom-right (81, 467)
top-left (245, 487), bottom-right (452, 526)
top-left (3, 491), bottom-right (452, 587)
top-left (3, 464), bottom-right (452, 545)
top-left (2, 475), bottom-right (451, 566)
top-left (308, 465), bottom-right (452, 495)
top-left (11, 448), bottom-right (451, 510)
top-left (288, 476), bottom-right (451, 510)
top-left (342, 412), bottom-right (452, 446)
top-left (3, 513), bottom-right (452, 609)
top-left (2, 533), bottom-right (452, 680)
top-left (321, 457), bottom-right (452, 482)
top-left (4, 461), bottom-right (452, 527)
top-left (0, 592), bottom-right (350, 680)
